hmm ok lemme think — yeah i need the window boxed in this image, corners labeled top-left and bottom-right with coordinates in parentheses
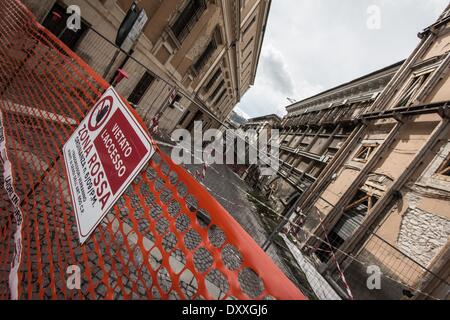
top-left (242, 61), bottom-right (252, 74)
top-left (242, 50), bottom-right (253, 66)
top-left (309, 165), bottom-right (325, 178)
top-left (243, 16), bottom-right (256, 36)
top-left (242, 36), bottom-right (254, 53)
top-left (187, 110), bottom-right (204, 132)
top-left (204, 68), bottom-right (222, 92)
top-left (316, 230), bottom-right (345, 263)
top-left (436, 153), bottom-right (450, 177)
top-left (298, 142), bottom-right (309, 150)
top-left (42, 3), bottom-right (89, 50)
top-left (193, 38), bottom-right (218, 74)
top-left (213, 89), bottom-right (226, 105)
top-left (169, 94), bottom-right (182, 108)
top-left (209, 80), bottom-right (225, 101)
top-left (316, 190), bottom-right (378, 263)
top-left (178, 110), bottom-right (191, 126)
top-left (289, 156), bottom-right (296, 165)
top-left (325, 148), bottom-right (337, 158)
top-left (171, 0), bottom-right (207, 43)
top-left (344, 190), bottom-right (378, 214)
top-left (394, 71), bottom-right (432, 108)
top-left (128, 72), bottom-right (155, 105)
top-left (281, 137), bottom-right (291, 146)
top-left (353, 143), bottom-right (378, 163)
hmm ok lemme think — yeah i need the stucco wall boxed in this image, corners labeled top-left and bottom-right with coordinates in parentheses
top-left (421, 26), bottom-right (450, 61)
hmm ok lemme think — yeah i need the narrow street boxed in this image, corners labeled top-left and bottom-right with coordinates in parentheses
top-left (156, 139), bottom-right (318, 298)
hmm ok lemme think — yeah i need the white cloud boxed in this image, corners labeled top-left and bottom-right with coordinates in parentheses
top-left (234, 106), bottom-right (250, 119)
top-left (237, 46), bottom-right (322, 118)
top-left (236, 0), bottom-right (449, 119)
top-left (259, 46), bottom-right (295, 96)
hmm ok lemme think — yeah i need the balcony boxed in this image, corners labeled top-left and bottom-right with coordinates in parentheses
top-left (292, 167), bottom-right (317, 182)
top-left (280, 146), bottom-right (329, 164)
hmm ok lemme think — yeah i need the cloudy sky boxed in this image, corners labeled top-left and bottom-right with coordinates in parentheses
top-left (235, 0), bottom-right (449, 119)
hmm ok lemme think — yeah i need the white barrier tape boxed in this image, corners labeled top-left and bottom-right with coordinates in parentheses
top-left (194, 163), bottom-right (208, 181)
top-left (154, 140), bottom-right (274, 212)
top-left (319, 222), bottom-right (354, 300)
top-left (149, 115), bottom-right (161, 136)
top-left (0, 111), bottom-right (23, 300)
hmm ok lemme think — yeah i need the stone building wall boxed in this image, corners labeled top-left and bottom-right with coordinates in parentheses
top-left (397, 199), bottom-right (450, 267)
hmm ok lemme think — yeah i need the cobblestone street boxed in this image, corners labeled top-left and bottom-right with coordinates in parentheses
top-left (158, 141), bottom-right (269, 245)
top-left (157, 140), bottom-right (316, 297)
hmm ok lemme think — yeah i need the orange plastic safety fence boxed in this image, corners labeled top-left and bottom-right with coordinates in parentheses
top-left (0, 0), bottom-right (306, 300)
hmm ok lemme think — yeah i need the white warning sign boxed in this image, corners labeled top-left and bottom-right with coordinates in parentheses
top-left (63, 87), bottom-right (154, 244)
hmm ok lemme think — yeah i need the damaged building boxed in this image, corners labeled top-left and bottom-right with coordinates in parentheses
top-left (267, 61), bottom-right (403, 211)
top-left (252, 6), bottom-right (450, 299)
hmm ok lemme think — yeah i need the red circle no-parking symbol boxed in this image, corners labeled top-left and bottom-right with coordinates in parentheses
top-left (88, 96), bottom-right (113, 131)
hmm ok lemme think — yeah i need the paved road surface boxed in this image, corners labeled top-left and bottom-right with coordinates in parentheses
top-left (157, 140), bottom-right (312, 295)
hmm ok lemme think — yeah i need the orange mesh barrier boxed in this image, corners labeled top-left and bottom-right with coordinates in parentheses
top-left (0, 0), bottom-right (305, 300)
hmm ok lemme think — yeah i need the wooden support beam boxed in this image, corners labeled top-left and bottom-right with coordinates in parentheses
top-left (344, 195), bottom-right (369, 212)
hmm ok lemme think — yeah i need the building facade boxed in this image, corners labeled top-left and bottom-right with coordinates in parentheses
top-left (262, 62), bottom-right (403, 211)
top-left (22, 0), bottom-right (270, 133)
top-left (258, 7), bottom-right (450, 300)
